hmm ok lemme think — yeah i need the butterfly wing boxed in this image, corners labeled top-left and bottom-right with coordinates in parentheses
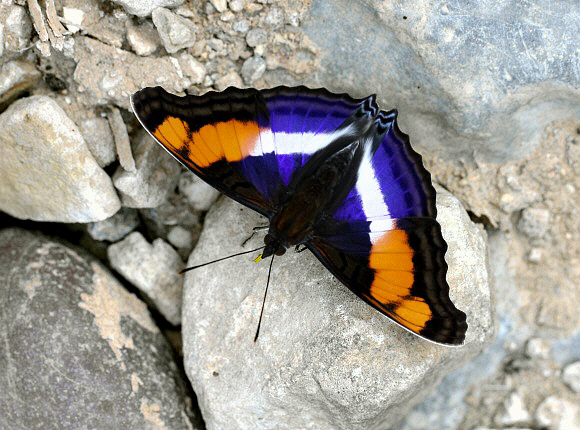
top-left (309, 111), bottom-right (467, 345)
top-left (131, 86), bottom-right (372, 217)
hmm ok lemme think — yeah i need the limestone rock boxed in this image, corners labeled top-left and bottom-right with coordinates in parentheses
top-left (79, 117), bottom-right (117, 168)
top-left (182, 187), bottom-right (493, 430)
top-left (110, 0), bottom-right (185, 17)
top-left (535, 396), bottom-right (580, 430)
top-left (87, 207), bottom-right (140, 242)
top-left (0, 96), bottom-right (121, 222)
top-left (112, 130), bottom-right (181, 208)
top-left (152, 7), bottom-right (196, 54)
top-left (0, 228), bottom-right (200, 429)
top-left (178, 171), bottom-right (220, 211)
top-left (108, 232), bottom-right (184, 325)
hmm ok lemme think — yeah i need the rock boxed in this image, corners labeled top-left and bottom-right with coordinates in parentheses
top-left (535, 396), bottom-right (580, 430)
top-left (108, 232), bottom-right (184, 325)
top-left (79, 117), bottom-right (117, 168)
top-left (229, 0), bottom-right (246, 13)
top-left (113, 130), bottom-right (181, 208)
top-left (241, 55), bottom-right (266, 84)
top-left (232, 18), bottom-right (250, 33)
top-left (0, 228), bottom-right (200, 429)
top-left (494, 392), bottom-right (531, 427)
top-left (0, 96), bottom-right (121, 222)
top-left (0, 60), bottom-right (41, 106)
top-left (264, 6), bottom-right (284, 27)
top-left (525, 337), bottom-right (552, 360)
top-left (167, 225), bottom-right (194, 250)
top-left (182, 187), bottom-right (493, 430)
top-left (209, 0), bottom-right (228, 13)
top-left (62, 6), bottom-right (84, 33)
top-left (245, 27), bottom-right (268, 47)
top-left (0, 4), bottom-right (33, 56)
top-left (152, 7), bottom-right (196, 54)
top-left (126, 21), bottom-right (161, 56)
top-left (178, 171), bottom-right (220, 211)
top-left (110, 0), bottom-right (185, 17)
top-left (140, 191), bottom-right (201, 239)
top-left (562, 361), bottom-right (580, 393)
top-left (517, 207), bottom-right (550, 239)
top-left (177, 52), bottom-right (207, 85)
top-left (87, 207), bottom-right (140, 242)
top-left (215, 70), bottom-right (243, 90)
top-left (302, 1), bottom-right (580, 163)
top-left (108, 107), bottom-right (136, 173)
top-left (73, 36), bottom-right (190, 109)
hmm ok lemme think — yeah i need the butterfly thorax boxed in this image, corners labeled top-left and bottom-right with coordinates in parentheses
top-left (265, 138), bottom-right (365, 255)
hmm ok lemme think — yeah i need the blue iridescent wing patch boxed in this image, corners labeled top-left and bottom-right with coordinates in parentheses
top-left (131, 85), bottom-right (467, 345)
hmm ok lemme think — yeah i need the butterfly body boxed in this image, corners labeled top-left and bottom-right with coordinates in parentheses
top-left (131, 85), bottom-right (468, 345)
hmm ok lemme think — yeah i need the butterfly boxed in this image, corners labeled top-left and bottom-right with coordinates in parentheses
top-left (131, 85), bottom-right (467, 345)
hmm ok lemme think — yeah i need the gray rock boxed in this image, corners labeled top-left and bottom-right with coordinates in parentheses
top-left (232, 18), bottom-right (250, 33)
top-left (562, 361), bottom-right (580, 394)
top-left (152, 7), bottom-right (196, 54)
top-left (302, 0), bottom-right (580, 163)
top-left (126, 21), bottom-right (161, 56)
top-left (0, 60), bottom-right (41, 106)
top-left (167, 225), bottom-right (195, 250)
top-left (245, 27), bottom-right (268, 47)
top-left (525, 337), bottom-right (552, 360)
top-left (140, 191), bottom-right (201, 239)
top-left (108, 232), bottom-right (184, 325)
top-left (535, 396), bottom-right (580, 430)
top-left (73, 36), bottom-right (190, 109)
top-left (0, 96), bottom-right (121, 222)
top-left (0, 228), bottom-right (200, 429)
top-left (87, 207), bottom-right (140, 242)
top-left (241, 55), bottom-right (266, 84)
top-left (177, 52), bottom-right (207, 85)
top-left (215, 70), bottom-right (243, 90)
top-left (113, 130), bottom-right (181, 208)
top-left (0, 4), bottom-right (33, 56)
top-left (517, 207), bottom-right (550, 239)
top-left (79, 117), bottom-right (117, 168)
top-left (264, 6), bottom-right (284, 27)
top-left (182, 187), bottom-right (492, 430)
top-left (229, 0), bottom-right (246, 13)
top-left (178, 171), bottom-right (220, 211)
top-left (110, 0), bottom-right (185, 17)
top-left (108, 107), bottom-right (136, 173)
top-left (494, 392), bottom-right (531, 427)
top-left (209, 0), bottom-right (228, 13)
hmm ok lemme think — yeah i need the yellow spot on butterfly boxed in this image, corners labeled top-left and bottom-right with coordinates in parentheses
top-left (254, 254), bottom-right (263, 263)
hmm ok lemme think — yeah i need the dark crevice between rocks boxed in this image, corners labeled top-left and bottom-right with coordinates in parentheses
top-left (467, 210), bottom-right (494, 229)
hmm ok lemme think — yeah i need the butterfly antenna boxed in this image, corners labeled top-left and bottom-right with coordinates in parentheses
top-left (180, 245), bottom-right (265, 274)
top-left (254, 254), bottom-right (275, 342)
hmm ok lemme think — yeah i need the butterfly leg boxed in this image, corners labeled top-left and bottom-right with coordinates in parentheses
top-left (241, 225), bottom-right (269, 247)
top-left (294, 244), bottom-right (308, 253)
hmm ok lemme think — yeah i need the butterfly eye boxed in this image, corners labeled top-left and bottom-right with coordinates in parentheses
top-left (264, 234), bottom-right (274, 245)
top-left (275, 247), bottom-right (286, 256)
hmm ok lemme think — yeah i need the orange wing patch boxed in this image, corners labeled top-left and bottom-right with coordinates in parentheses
top-left (153, 116), bottom-right (261, 167)
top-left (367, 229), bottom-right (432, 332)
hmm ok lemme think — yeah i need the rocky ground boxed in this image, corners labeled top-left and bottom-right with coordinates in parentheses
top-left (0, 0), bottom-right (578, 429)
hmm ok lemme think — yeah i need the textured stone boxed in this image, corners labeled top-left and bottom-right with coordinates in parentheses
top-left (562, 362), bottom-right (580, 393)
top-left (241, 55), bottom-right (266, 84)
top-left (126, 21), bottom-right (161, 56)
top-left (209, 0), bottom-right (228, 13)
top-left (178, 171), bottom-right (220, 211)
top-left (113, 130), bottom-right (181, 208)
top-left (108, 107), bottom-right (136, 173)
top-left (245, 27), bottom-right (267, 47)
top-left (302, 0), bottom-right (580, 163)
top-left (87, 207), bottom-right (140, 242)
top-left (494, 392), bottom-right (531, 427)
top-left (177, 52), bottom-right (207, 84)
top-left (167, 225), bottom-right (194, 250)
top-left (152, 7), bottom-right (196, 54)
top-left (535, 396), bottom-right (580, 430)
top-left (108, 232), bottom-right (184, 325)
top-left (0, 228), bottom-right (200, 429)
top-left (110, 0), bottom-right (185, 17)
top-left (79, 117), bottom-right (117, 168)
top-left (0, 96), bottom-right (121, 222)
top-left (182, 187), bottom-right (492, 430)
top-left (1, 4), bottom-right (33, 56)
top-left (517, 207), bottom-right (550, 239)
top-left (215, 70), bottom-right (243, 90)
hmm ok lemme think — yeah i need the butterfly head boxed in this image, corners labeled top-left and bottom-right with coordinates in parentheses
top-left (261, 233), bottom-right (286, 259)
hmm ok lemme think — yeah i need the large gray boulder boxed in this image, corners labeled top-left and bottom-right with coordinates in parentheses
top-left (182, 187), bottom-right (493, 429)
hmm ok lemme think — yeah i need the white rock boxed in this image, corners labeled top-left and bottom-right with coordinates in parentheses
top-left (167, 225), bottom-right (194, 250)
top-left (108, 232), bottom-right (184, 325)
top-left (177, 52), bottom-right (207, 84)
top-left (525, 337), bottom-right (552, 360)
top-left (215, 70), bottom-right (243, 90)
top-left (126, 21), bottom-right (160, 56)
top-left (0, 96), bottom-right (121, 222)
top-left (494, 392), bottom-right (531, 426)
top-left (182, 187), bottom-right (493, 430)
top-left (62, 7), bottom-right (84, 33)
top-left (79, 117), bottom-right (116, 168)
top-left (87, 208), bottom-right (140, 242)
top-left (1, 4), bottom-right (33, 53)
top-left (112, 131), bottom-right (181, 208)
top-left (0, 60), bottom-right (41, 105)
top-left (152, 7), bottom-right (196, 54)
top-left (178, 172), bottom-right (220, 211)
top-left (562, 362), bottom-right (580, 393)
top-left (209, 0), bottom-right (227, 12)
top-left (535, 396), bottom-right (580, 430)
top-left (108, 107), bottom-right (136, 173)
top-left (109, 0), bottom-right (185, 17)
top-left (241, 55), bottom-right (266, 84)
